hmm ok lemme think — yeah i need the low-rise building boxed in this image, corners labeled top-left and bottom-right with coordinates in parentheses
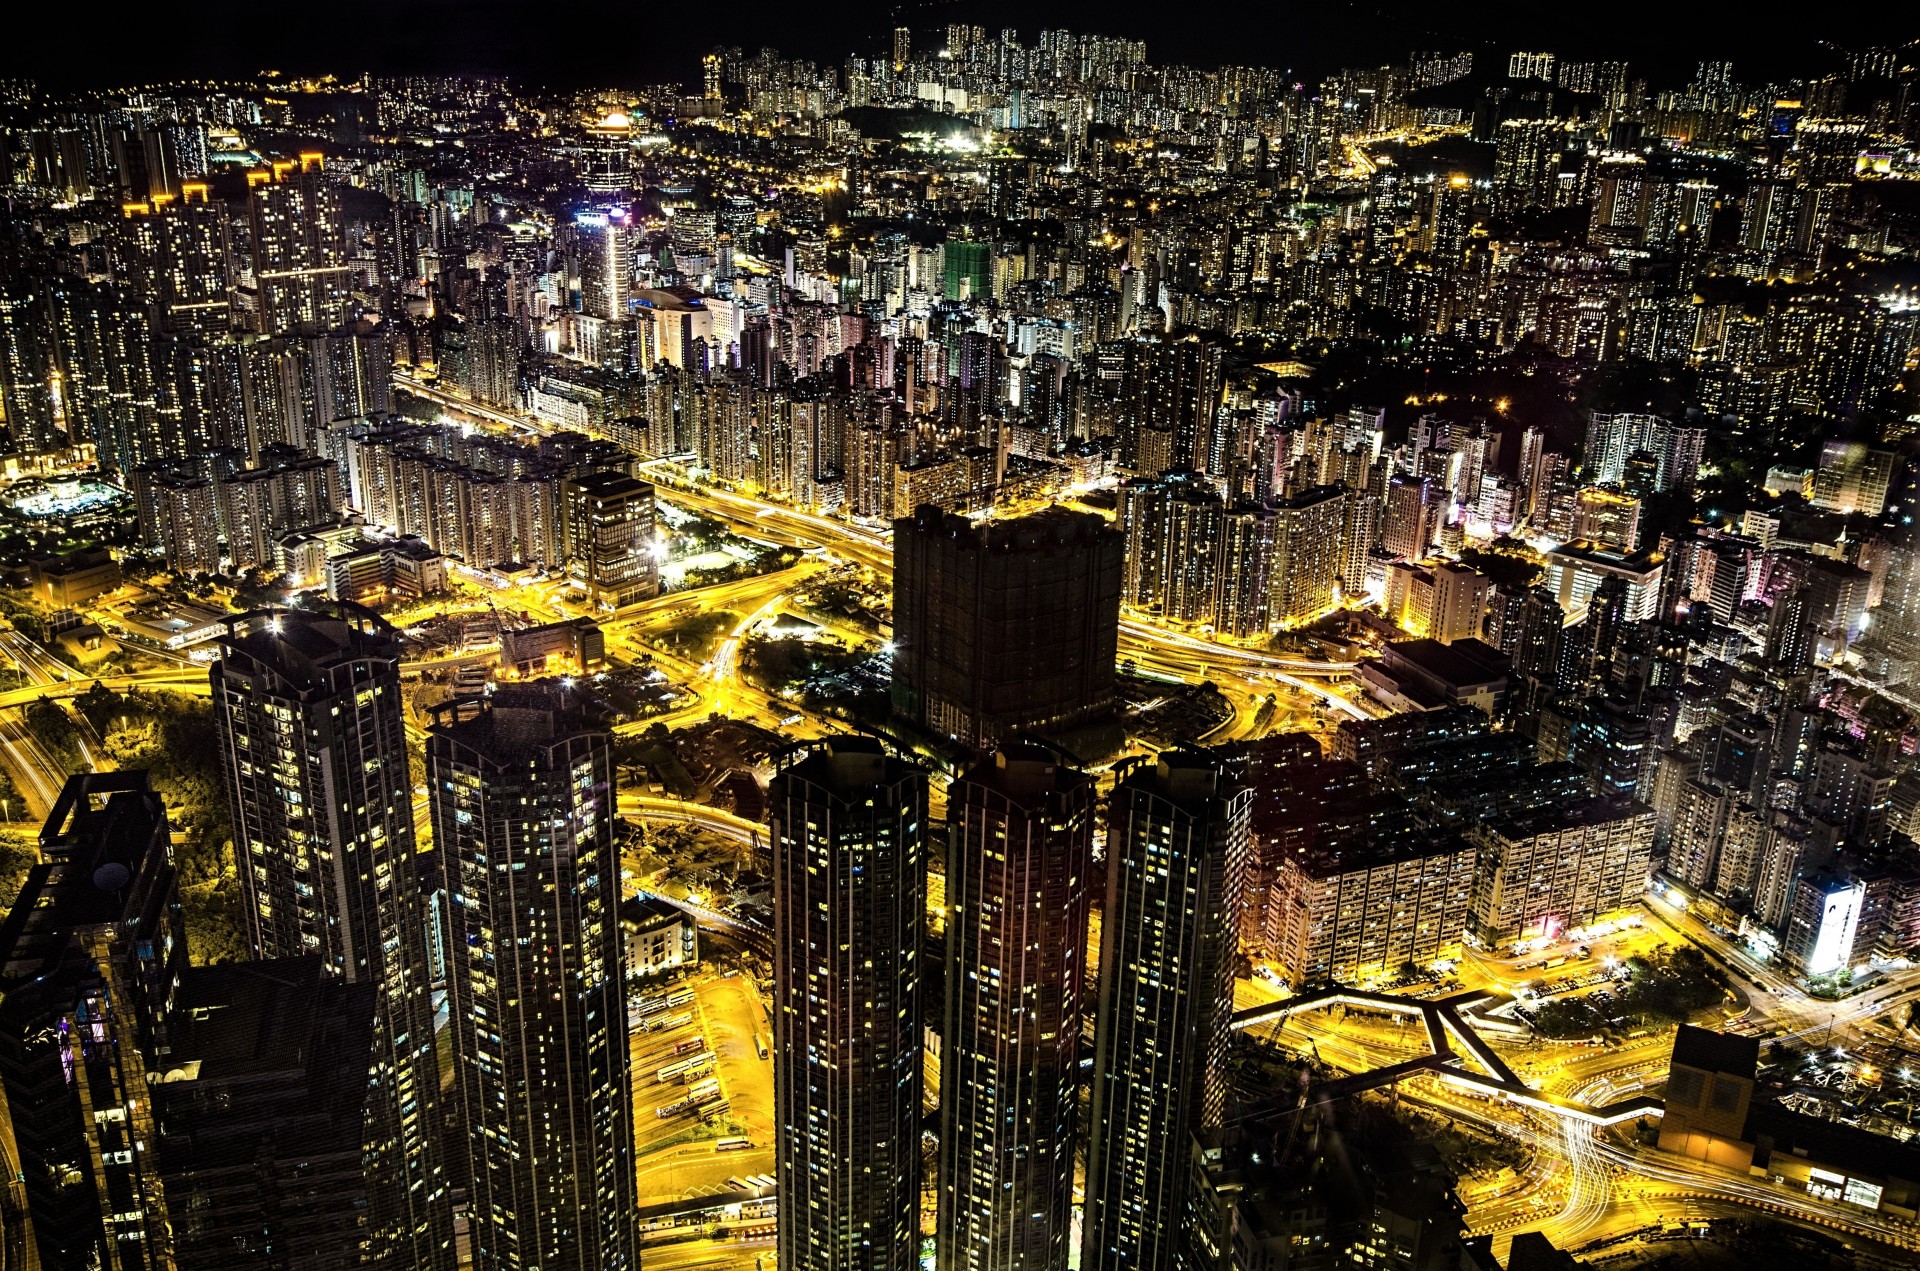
top-left (29, 546), bottom-right (120, 608)
top-left (1659, 1025), bottom-right (1920, 1220)
top-left (620, 895), bottom-right (698, 978)
top-left (118, 599), bottom-right (230, 651)
top-left (1358, 638), bottom-right (1509, 715)
top-left (500, 617), bottom-right (607, 677)
top-left (326, 536), bottom-right (447, 604)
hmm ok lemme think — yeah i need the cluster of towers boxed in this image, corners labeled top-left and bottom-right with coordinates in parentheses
top-left (0, 604), bottom-right (638, 1271)
top-left (771, 735), bottom-right (1251, 1271)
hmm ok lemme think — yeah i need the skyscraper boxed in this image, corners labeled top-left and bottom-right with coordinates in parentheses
top-left (1583, 412), bottom-right (1706, 494)
top-left (572, 206), bottom-right (634, 321)
top-left (0, 286), bottom-right (60, 454)
top-left (1117, 470), bottom-right (1224, 624)
top-left (1268, 484), bottom-right (1349, 626)
top-left (429, 684), bottom-right (638, 1271)
top-left (115, 183), bottom-right (233, 334)
top-left (210, 605), bottom-right (453, 1271)
top-left (0, 773), bottom-right (182, 1271)
top-left (892, 505), bottom-right (1123, 749)
top-left (1082, 751), bottom-right (1251, 1271)
top-left (939, 743), bottom-right (1095, 1271)
top-left (1493, 117), bottom-right (1565, 213)
top-left (770, 737), bottom-right (929, 1271)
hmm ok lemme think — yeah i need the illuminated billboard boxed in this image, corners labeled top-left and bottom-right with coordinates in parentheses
top-left (1806, 881), bottom-right (1864, 977)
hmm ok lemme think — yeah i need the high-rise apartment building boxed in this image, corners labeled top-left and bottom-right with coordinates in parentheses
top-left (210, 605), bottom-right (453, 1271)
top-left (1215, 500), bottom-right (1274, 638)
top-left (0, 287), bottom-right (61, 454)
top-left (1118, 470), bottom-right (1224, 624)
top-left (115, 183), bottom-right (232, 334)
top-left (1381, 474), bottom-right (1445, 560)
top-left (1583, 412), bottom-right (1706, 493)
top-left (1268, 484), bottom-right (1349, 626)
top-left (892, 505), bottom-right (1123, 748)
top-left (1083, 751), bottom-right (1251, 1271)
top-left (770, 738), bottom-right (929, 1271)
top-left (939, 743), bottom-right (1095, 1271)
top-left (0, 773), bottom-right (182, 1271)
top-left (1467, 795), bottom-right (1655, 944)
top-left (1429, 560), bottom-right (1492, 644)
top-left (246, 153), bottom-right (347, 334)
top-left (429, 685), bottom-right (638, 1271)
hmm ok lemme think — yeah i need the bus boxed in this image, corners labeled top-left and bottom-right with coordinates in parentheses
top-left (716, 1136), bottom-right (753, 1152)
top-left (657, 1098), bottom-right (692, 1119)
top-left (657, 1058), bottom-right (699, 1083)
top-left (641, 1011), bottom-right (693, 1033)
top-left (673, 1038), bottom-right (706, 1056)
top-left (754, 1032), bottom-right (771, 1061)
top-left (667, 989), bottom-right (697, 1008)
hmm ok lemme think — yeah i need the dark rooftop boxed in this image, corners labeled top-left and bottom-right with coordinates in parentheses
top-left (1383, 637), bottom-right (1511, 685)
top-left (1671, 1024), bottom-right (1759, 1079)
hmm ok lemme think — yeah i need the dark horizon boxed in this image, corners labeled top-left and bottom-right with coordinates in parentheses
top-left (4, 0), bottom-right (1911, 93)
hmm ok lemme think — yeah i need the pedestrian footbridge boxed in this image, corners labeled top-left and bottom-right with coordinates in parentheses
top-left (1231, 985), bottom-right (1664, 1127)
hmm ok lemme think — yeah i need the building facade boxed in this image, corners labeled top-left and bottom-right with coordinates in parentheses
top-left (892, 505), bottom-right (1123, 748)
top-left (1468, 796), bottom-right (1655, 945)
top-left (939, 744), bottom-right (1095, 1271)
top-left (429, 686), bottom-right (639, 1271)
top-left (770, 738), bottom-right (928, 1271)
top-left (1083, 752), bottom-right (1250, 1271)
top-left (0, 774), bottom-right (182, 1271)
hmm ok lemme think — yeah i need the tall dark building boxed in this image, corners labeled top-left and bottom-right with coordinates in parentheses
top-left (210, 605), bottom-right (453, 1271)
top-left (939, 742), bottom-right (1095, 1271)
top-left (153, 958), bottom-right (379, 1271)
top-left (770, 737), bottom-right (929, 1271)
top-left (1082, 751), bottom-right (1251, 1271)
top-left (0, 773), bottom-right (183, 1271)
top-left (1559, 573), bottom-right (1628, 697)
top-left (892, 505), bottom-right (1123, 749)
top-left (428, 685), bottom-right (639, 1271)
top-left (1504, 584), bottom-right (1566, 733)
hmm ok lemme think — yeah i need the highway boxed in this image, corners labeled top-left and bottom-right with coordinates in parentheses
top-left (1263, 988), bottom-right (1920, 1259)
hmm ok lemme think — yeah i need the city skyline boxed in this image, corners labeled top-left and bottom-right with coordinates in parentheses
top-left (0, 11), bottom-right (1916, 1271)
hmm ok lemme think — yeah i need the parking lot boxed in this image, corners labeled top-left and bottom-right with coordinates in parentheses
top-left (632, 969), bottom-right (776, 1205)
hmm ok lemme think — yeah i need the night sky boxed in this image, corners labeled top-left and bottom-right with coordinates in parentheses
top-left (0, 0), bottom-right (1908, 91)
